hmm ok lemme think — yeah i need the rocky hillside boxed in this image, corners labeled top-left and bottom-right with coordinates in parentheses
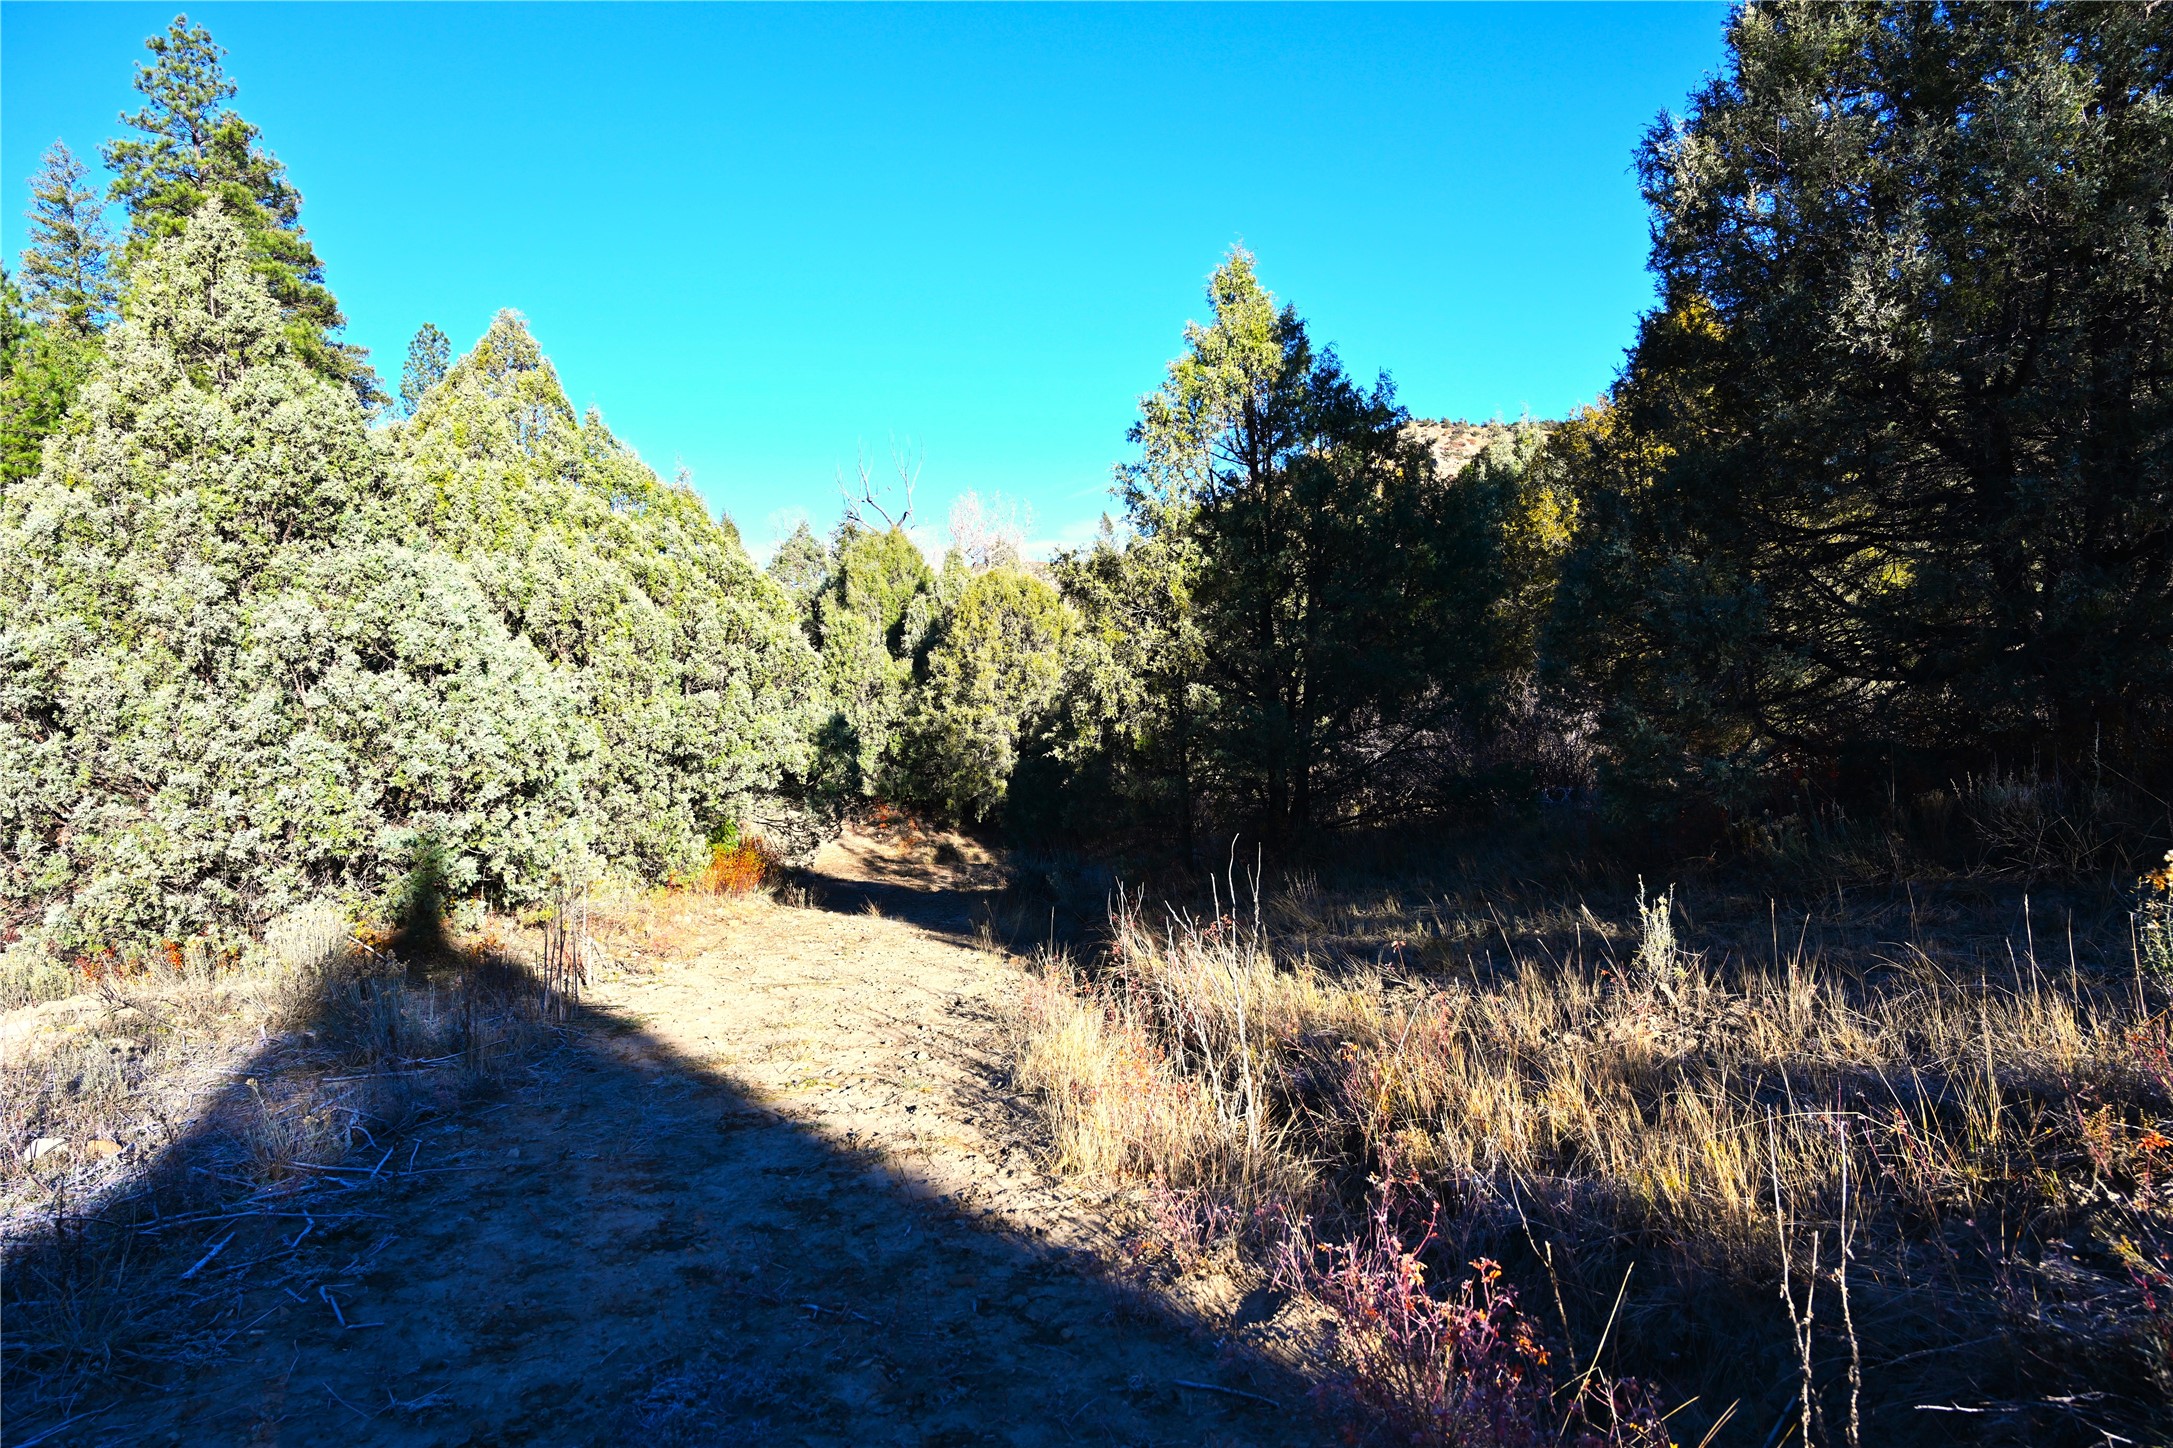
top-left (1407, 417), bottom-right (1521, 478)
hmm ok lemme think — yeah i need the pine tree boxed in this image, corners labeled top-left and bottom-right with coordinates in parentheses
top-left (102, 15), bottom-right (382, 405)
top-left (1118, 249), bottom-right (1484, 846)
top-left (397, 322), bottom-right (450, 416)
top-left (18, 142), bottom-right (117, 334)
top-left (0, 266), bottom-right (100, 487)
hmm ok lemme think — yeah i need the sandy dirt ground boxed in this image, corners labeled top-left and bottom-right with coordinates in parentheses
top-left (44, 833), bottom-right (1315, 1446)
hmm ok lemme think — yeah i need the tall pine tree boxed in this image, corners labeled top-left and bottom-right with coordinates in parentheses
top-left (18, 142), bottom-right (117, 334)
top-left (0, 144), bottom-right (117, 485)
top-left (102, 15), bottom-right (382, 406)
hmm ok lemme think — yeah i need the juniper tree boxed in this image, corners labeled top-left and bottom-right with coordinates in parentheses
top-left (0, 205), bottom-right (577, 952)
top-left (393, 311), bottom-right (822, 877)
top-left (803, 524), bottom-right (936, 800)
top-left (890, 567), bottom-right (1075, 822)
top-left (1547, 0), bottom-right (2173, 805)
top-left (766, 519), bottom-right (831, 631)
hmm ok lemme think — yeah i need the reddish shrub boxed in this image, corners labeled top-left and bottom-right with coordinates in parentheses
top-left (1278, 1170), bottom-right (1670, 1447)
top-left (702, 838), bottom-right (780, 895)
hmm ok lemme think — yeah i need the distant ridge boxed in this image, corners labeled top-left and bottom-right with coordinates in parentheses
top-left (1406, 418), bottom-right (1524, 479)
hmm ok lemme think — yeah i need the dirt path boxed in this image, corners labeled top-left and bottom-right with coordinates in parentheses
top-left (71, 845), bottom-right (1312, 1446)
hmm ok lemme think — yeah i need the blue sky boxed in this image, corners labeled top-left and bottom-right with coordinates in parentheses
top-left (3, 2), bottom-right (1729, 557)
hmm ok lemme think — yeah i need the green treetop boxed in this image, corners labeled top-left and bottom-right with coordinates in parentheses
top-left (102, 15), bottom-right (382, 406)
top-left (1121, 248), bottom-right (1489, 846)
top-left (397, 322), bottom-right (451, 417)
top-left (767, 519), bottom-right (831, 625)
top-left (18, 142), bottom-right (117, 334)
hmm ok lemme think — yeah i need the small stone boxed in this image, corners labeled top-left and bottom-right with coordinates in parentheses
top-left (26, 1136), bottom-right (68, 1163)
top-left (85, 1138), bottom-right (125, 1159)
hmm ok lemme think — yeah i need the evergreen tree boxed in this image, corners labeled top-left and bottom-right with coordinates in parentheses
top-left (1118, 249), bottom-right (1490, 847)
top-left (0, 269), bottom-right (101, 488)
top-left (397, 321), bottom-right (450, 417)
top-left (102, 15), bottom-right (382, 406)
top-left (18, 142), bottom-right (117, 334)
top-left (1, 205), bottom-right (577, 951)
top-left (0, 270), bottom-right (23, 365)
top-left (394, 311), bottom-right (822, 877)
top-left (1547, 1), bottom-right (2173, 806)
top-left (890, 567), bottom-right (1075, 821)
top-left (1045, 519), bottom-right (1208, 851)
top-left (767, 519), bottom-right (831, 628)
top-left (804, 525), bottom-right (936, 800)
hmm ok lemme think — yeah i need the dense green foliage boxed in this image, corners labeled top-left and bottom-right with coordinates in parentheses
top-left (391, 310), bottom-right (821, 879)
top-left (8, 2), bottom-right (2169, 963)
top-left (1027, 2), bottom-right (2173, 852)
top-left (892, 567), bottom-right (1074, 822)
top-left (103, 15), bottom-right (380, 405)
top-left (1122, 253), bottom-right (1512, 844)
top-left (1, 208), bottom-right (579, 951)
top-left (0, 286), bottom-right (102, 490)
top-left (1547, 1), bottom-right (2173, 810)
top-left (799, 523), bottom-right (939, 800)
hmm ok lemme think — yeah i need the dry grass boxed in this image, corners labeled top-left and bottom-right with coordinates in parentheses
top-left (581, 869), bottom-right (787, 971)
top-left (1009, 862), bottom-right (2173, 1446)
top-left (0, 900), bottom-right (569, 1426)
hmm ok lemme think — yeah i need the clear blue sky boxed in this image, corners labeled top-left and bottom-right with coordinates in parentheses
top-left (3, 2), bottom-right (1729, 557)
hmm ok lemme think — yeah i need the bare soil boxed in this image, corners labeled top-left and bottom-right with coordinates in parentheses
top-left (25, 831), bottom-right (1315, 1446)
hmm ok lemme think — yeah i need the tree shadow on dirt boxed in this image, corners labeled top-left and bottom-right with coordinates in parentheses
top-left (3, 936), bottom-right (1318, 1446)
top-left (791, 868), bottom-right (1107, 956)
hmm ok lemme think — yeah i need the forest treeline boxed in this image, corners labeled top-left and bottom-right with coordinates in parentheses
top-left (4, 3), bottom-right (2170, 964)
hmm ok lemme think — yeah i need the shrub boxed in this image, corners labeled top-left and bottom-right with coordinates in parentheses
top-left (700, 838), bottom-right (780, 896)
top-left (1277, 1168), bottom-right (1671, 1448)
top-left (2143, 851), bottom-right (2173, 985)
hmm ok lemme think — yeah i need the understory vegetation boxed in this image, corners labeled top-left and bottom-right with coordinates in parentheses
top-left (4, 4), bottom-right (2171, 1446)
top-left (1013, 844), bottom-right (2173, 1445)
top-left (0, 900), bottom-right (577, 1421)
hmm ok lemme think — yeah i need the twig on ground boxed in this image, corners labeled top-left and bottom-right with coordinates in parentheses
top-left (1173, 1379), bottom-right (1279, 1408)
top-left (323, 1381), bottom-right (377, 1422)
top-left (9, 1406), bottom-right (116, 1448)
top-left (179, 1231), bottom-right (234, 1280)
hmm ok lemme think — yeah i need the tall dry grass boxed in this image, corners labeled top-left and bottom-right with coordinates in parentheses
top-left (1, 898), bottom-right (580, 1428)
top-left (1009, 864), bottom-right (2173, 1446)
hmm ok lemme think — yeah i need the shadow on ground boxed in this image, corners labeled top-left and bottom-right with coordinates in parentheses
top-left (4, 886), bottom-right (1315, 1446)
